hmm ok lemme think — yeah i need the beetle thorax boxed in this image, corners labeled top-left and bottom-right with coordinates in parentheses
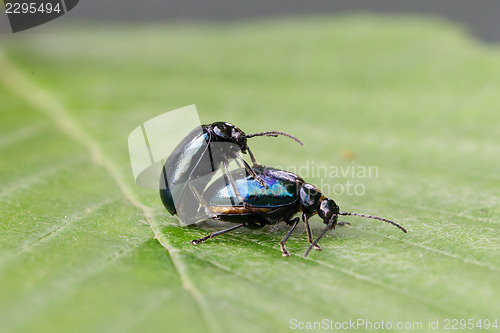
top-left (208, 122), bottom-right (248, 152)
top-left (299, 183), bottom-right (323, 216)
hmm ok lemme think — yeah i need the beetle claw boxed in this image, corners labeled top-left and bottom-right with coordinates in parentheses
top-left (254, 175), bottom-right (268, 188)
top-left (204, 208), bottom-right (220, 221)
top-left (280, 242), bottom-right (291, 256)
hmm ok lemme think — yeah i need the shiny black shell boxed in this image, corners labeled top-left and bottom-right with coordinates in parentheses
top-left (159, 123), bottom-right (244, 216)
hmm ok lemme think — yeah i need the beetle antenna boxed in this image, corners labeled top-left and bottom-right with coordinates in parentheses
top-left (304, 213), bottom-right (406, 257)
top-left (338, 212), bottom-right (407, 233)
top-left (247, 131), bottom-right (304, 146)
top-left (304, 218), bottom-right (335, 257)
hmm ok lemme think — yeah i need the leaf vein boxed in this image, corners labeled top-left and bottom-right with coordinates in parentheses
top-left (0, 50), bottom-right (217, 333)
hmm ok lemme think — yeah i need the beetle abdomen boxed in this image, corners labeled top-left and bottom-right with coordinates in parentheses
top-left (204, 166), bottom-right (302, 208)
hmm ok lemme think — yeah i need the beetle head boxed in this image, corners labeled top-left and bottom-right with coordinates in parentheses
top-left (211, 122), bottom-right (248, 153)
top-left (304, 198), bottom-right (340, 257)
top-left (318, 198), bottom-right (339, 225)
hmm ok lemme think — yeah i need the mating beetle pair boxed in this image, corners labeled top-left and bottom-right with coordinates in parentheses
top-left (159, 122), bottom-right (406, 257)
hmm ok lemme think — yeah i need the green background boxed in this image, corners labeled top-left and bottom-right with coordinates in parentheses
top-left (0, 16), bottom-right (499, 333)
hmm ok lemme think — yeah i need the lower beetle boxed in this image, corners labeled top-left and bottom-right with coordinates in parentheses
top-left (190, 165), bottom-right (407, 257)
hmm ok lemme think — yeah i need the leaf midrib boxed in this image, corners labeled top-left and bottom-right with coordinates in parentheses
top-left (0, 49), bottom-right (219, 333)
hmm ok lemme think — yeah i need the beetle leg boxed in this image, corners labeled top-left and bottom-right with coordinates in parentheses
top-left (233, 153), bottom-right (268, 188)
top-left (222, 159), bottom-right (254, 210)
top-left (234, 156), bottom-right (245, 169)
top-left (190, 223), bottom-right (247, 245)
top-left (187, 181), bottom-right (218, 220)
top-left (303, 213), bottom-right (322, 251)
top-left (246, 146), bottom-right (259, 167)
top-left (279, 217), bottom-right (300, 256)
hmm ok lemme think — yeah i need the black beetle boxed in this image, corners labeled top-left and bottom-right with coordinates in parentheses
top-left (190, 165), bottom-right (407, 257)
top-left (159, 122), bottom-right (302, 224)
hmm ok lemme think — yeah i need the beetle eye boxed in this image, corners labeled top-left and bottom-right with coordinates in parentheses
top-left (232, 129), bottom-right (248, 147)
top-left (318, 199), bottom-right (339, 221)
top-left (233, 130), bottom-right (241, 141)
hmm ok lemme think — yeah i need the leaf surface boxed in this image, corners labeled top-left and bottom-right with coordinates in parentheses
top-left (0, 16), bottom-right (499, 333)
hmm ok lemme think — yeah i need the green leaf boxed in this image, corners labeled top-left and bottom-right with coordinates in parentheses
top-left (1, 16), bottom-right (499, 333)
